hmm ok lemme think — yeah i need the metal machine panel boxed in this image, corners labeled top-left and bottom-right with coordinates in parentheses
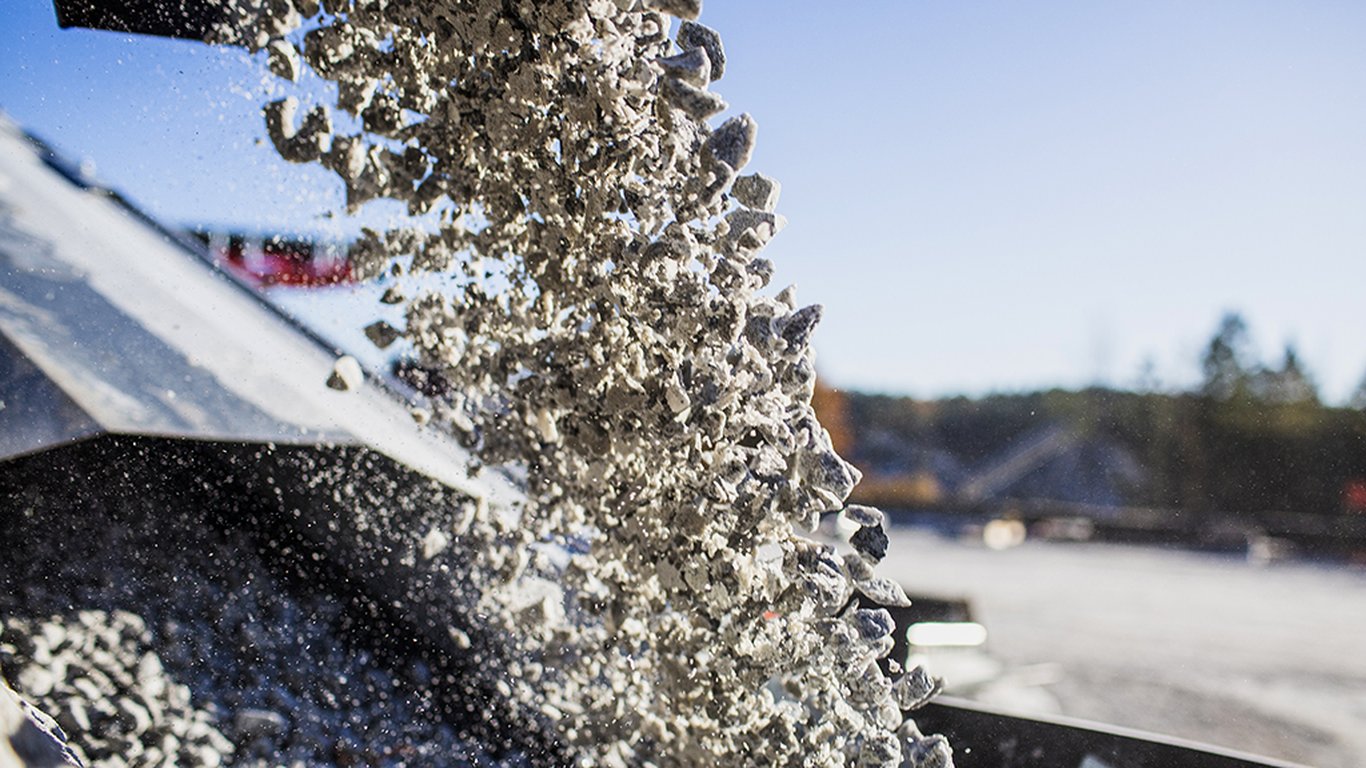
top-left (0, 118), bottom-right (509, 506)
top-left (52, 0), bottom-right (225, 41)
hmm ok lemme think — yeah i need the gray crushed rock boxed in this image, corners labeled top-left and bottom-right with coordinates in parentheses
top-left (0, 495), bottom-right (518, 768)
top-left (655, 47), bottom-right (712, 87)
top-left (891, 667), bottom-right (942, 713)
top-left (678, 21), bottom-right (727, 81)
top-left (850, 524), bottom-right (890, 564)
top-left (363, 320), bottom-right (401, 349)
top-left (841, 505), bottom-right (884, 530)
top-left (644, 0), bottom-right (700, 22)
top-left (326, 354), bottom-right (363, 391)
top-left (1, 612), bottom-right (228, 767)
top-left (214, 0), bottom-right (957, 765)
top-left (732, 173), bottom-right (782, 213)
top-left (707, 113), bottom-right (760, 171)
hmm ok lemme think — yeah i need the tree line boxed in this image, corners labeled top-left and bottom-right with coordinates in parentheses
top-left (822, 312), bottom-right (1366, 518)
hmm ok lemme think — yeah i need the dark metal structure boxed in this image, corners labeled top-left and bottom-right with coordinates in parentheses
top-left (0, 116), bottom-right (500, 493)
top-left (915, 698), bottom-right (1307, 768)
top-left (53, 0), bottom-right (226, 41)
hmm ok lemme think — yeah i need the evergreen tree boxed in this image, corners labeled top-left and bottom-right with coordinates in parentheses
top-left (1200, 312), bottom-right (1253, 400)
top-left (1253, 343), bottom-right (1319, 404)
top-left (1351, 369), bottom-right (1366, 410)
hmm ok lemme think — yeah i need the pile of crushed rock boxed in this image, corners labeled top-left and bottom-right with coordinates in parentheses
top-left (0, 484), bottom-right (525, 768)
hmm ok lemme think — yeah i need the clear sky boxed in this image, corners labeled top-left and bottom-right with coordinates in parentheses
top-left (4, 1), bottom-right (1365, 402)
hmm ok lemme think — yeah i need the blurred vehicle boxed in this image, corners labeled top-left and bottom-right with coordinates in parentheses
top-left (193, 230), bottom-right (352, 289)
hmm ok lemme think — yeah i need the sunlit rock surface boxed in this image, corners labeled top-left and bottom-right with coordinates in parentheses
top-left (229, 0), bottom-right (951, 764)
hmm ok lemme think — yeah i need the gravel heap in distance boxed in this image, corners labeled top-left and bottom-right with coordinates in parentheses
top-left (233, 0), bottom-right (955, 765)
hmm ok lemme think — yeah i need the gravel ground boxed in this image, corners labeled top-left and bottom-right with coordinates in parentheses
top-left (0, 491), bottom-right (520, 768)
top-left (877, 526), bottom-right (1366, 768)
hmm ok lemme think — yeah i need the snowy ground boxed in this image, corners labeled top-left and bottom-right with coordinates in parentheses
top-left (878, 527), bottom-right (1366, 768)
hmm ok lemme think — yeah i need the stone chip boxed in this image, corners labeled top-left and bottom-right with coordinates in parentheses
top-left (326, 355), bottom-right (363, 391)
top-left (678, 21), bottom-right (726, 80)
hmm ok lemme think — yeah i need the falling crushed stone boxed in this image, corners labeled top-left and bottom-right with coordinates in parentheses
top-left (85, 1), bottom-right (954, 766)
top-left (326, 354), bottom-right (363, 391)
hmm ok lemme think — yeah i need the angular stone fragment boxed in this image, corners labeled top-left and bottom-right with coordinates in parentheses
top-left (778, 304), bottom-right (822, 350)
top-left (322, 134), bottom-right (367, 182)
top-left (263, 98), bottom-right (332, 164)
top-left (892, 666), bottom-right (943, 711)
top-left (857, 729), bottom-right (902, 768)
top-left (364, 320), bottom-right (401, 349)
top-left (897, 719), bottom-right (925, 742)
top-left (346, 229), bottom-right (390, 281)
top-left (851, 522), bottom-right (889, 563)
top-left (906, 733), bottom-right (954, 768)
top-left (796, 543), bottom-right (853, 610)
top-left (748, 257), bottom-right (775, 285)
top-left (705, 113), bottom-right (757, 171)
top-left (326, 355), bottom-right (363, 391)
top-left (644, 0), bottom-right (701, 21)
top-left (803, 449), bottom-right (858, 506)
top-left (852, 608), bottom-right (895, 642)
top-left (843, 504), bottom-right (883, 529)
top-left (265, 39), bottom-right (300, 82)
top-left (724, 208), bottom-right (786, 252)
top-left (694, 158), bottom-right (737, 212)
top-left (421, 527), bottom-right (450, 559)
top-left (361, 94), bottom-right (404, 137)
top-left (843, 551), bottom-right (875, 582)
top-left (732, 172), bottom-right (781, 212)
top-left (410, 174), bottom-right (449, 216)
top-left (661, 78), bottom-right (728, 119)
top-left (655, 47), bottom-right (711, 87)
top-left (678, 21), bottom-right (726, 80)
top-left (302, 23), bottom-right (357, 77)
top-left (336, 76), bottom-right (378, 116)
top-left (664, 377), bottom-right (691, 413)
top-left (857, 576), bottom-right (912, 608)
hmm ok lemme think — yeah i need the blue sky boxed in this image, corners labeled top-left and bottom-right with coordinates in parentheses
top-left (4, 1), bottom-right (1365, 402)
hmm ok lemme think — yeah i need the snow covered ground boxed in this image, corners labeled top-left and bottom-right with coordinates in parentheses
top-left (879, 527), bottom-right (1366, 767)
